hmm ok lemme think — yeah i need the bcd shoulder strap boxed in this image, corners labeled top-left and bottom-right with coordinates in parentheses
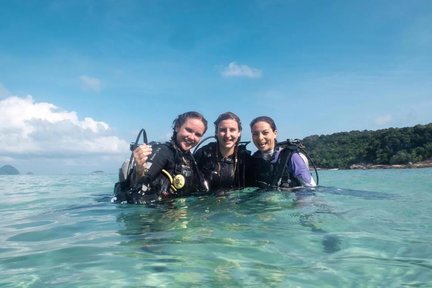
top-left (270, 146), bottom-right (296, 187)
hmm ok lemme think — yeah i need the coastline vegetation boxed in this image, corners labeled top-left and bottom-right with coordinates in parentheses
top-left (302, 123), bottom-right (432, 169)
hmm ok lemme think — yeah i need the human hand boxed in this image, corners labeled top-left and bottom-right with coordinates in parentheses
top-left (133, 144), bottom-right (152, 175)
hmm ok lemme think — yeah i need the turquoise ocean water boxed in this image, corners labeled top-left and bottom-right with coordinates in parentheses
top-left (1, 168), bottom-right (431, 287)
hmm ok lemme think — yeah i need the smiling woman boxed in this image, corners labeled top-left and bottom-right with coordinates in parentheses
top-left (113, 111), bottom-right (209, 205)
top-left (250, 116), bottom-right (317, 189)
top-left (193, 112), bottom-right (253, 192)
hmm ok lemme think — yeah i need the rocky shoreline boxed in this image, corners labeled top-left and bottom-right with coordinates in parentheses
top-left (349, 159), bottom-right (432, 170)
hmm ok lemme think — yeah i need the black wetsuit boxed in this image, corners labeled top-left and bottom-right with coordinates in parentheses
top-left (114, 141), bottom-right (205, 204)
top-left (194, 142), bottom-right (253, 192)
top-left (251, 147), bottom-right (304, 189)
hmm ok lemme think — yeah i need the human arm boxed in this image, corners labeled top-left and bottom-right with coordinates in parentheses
top-left (289, 152), bottom-right (316, 187)
top-left (130, 144), bottom-right (170, 188)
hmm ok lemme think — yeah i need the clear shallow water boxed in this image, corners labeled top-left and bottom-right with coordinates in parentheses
top-left (1, 168), bottom-right (431, 287)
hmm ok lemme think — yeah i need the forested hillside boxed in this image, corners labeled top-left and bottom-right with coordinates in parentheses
top-left (302, 123), bottom-right (432, 169)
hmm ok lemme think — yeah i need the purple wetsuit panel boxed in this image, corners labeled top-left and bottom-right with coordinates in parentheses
top-left (289, 152), bottom-right (312, 184)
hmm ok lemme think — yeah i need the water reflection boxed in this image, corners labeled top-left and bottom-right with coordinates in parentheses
top-left (115, 187), bottom-right (343, 257)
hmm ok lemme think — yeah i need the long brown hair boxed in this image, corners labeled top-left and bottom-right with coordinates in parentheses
top-left (214, 111), bottom-right (242, 134)
top-left (171, 111), bottom-right (208, 140)
top-left (249, 116), bottom-right (277, 131)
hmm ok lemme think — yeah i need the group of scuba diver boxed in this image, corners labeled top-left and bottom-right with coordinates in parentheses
top-left (113, 111), bottom-right (319, 205)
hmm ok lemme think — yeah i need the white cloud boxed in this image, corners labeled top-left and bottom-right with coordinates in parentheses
top-left (79, 75), bottom-right (102, 92)
top-left (221, 62), bottom-right (262, 78)
top-left (0, 96), bottom-right (128, 157)
top-left (374, 114), bottom-right (393, 126)
top-left (0, 83), bottom-right (10, 99)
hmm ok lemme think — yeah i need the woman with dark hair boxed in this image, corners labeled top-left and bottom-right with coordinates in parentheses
top-left (113, 111), bottom-right (209, 204)
top-left (193, 112), bottom-right (252, 192)
top-left (249, 116), bottom-right (316, 189)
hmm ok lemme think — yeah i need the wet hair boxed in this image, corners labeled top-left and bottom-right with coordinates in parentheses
top-left (172, 111), bottom-right (208, 138)
top-left (214, 112), bottom-right (242, 134)
top-left (249, 116), bottom-right (277, 131)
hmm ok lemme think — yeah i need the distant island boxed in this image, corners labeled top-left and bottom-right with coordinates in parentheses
top-left (347, 159), bottom-right (432, 170)
top-left (0, 165), bottom-right (20, 175)
top-left (303, 123), bottom-right (432, 170)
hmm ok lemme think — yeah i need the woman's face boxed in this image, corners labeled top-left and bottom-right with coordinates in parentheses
top-left (251, 121), bottom-right (277, 153)
top-left (216, 119), bottom-right (241, 152)
top-left (175, 117), bottom-right (206, 152)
